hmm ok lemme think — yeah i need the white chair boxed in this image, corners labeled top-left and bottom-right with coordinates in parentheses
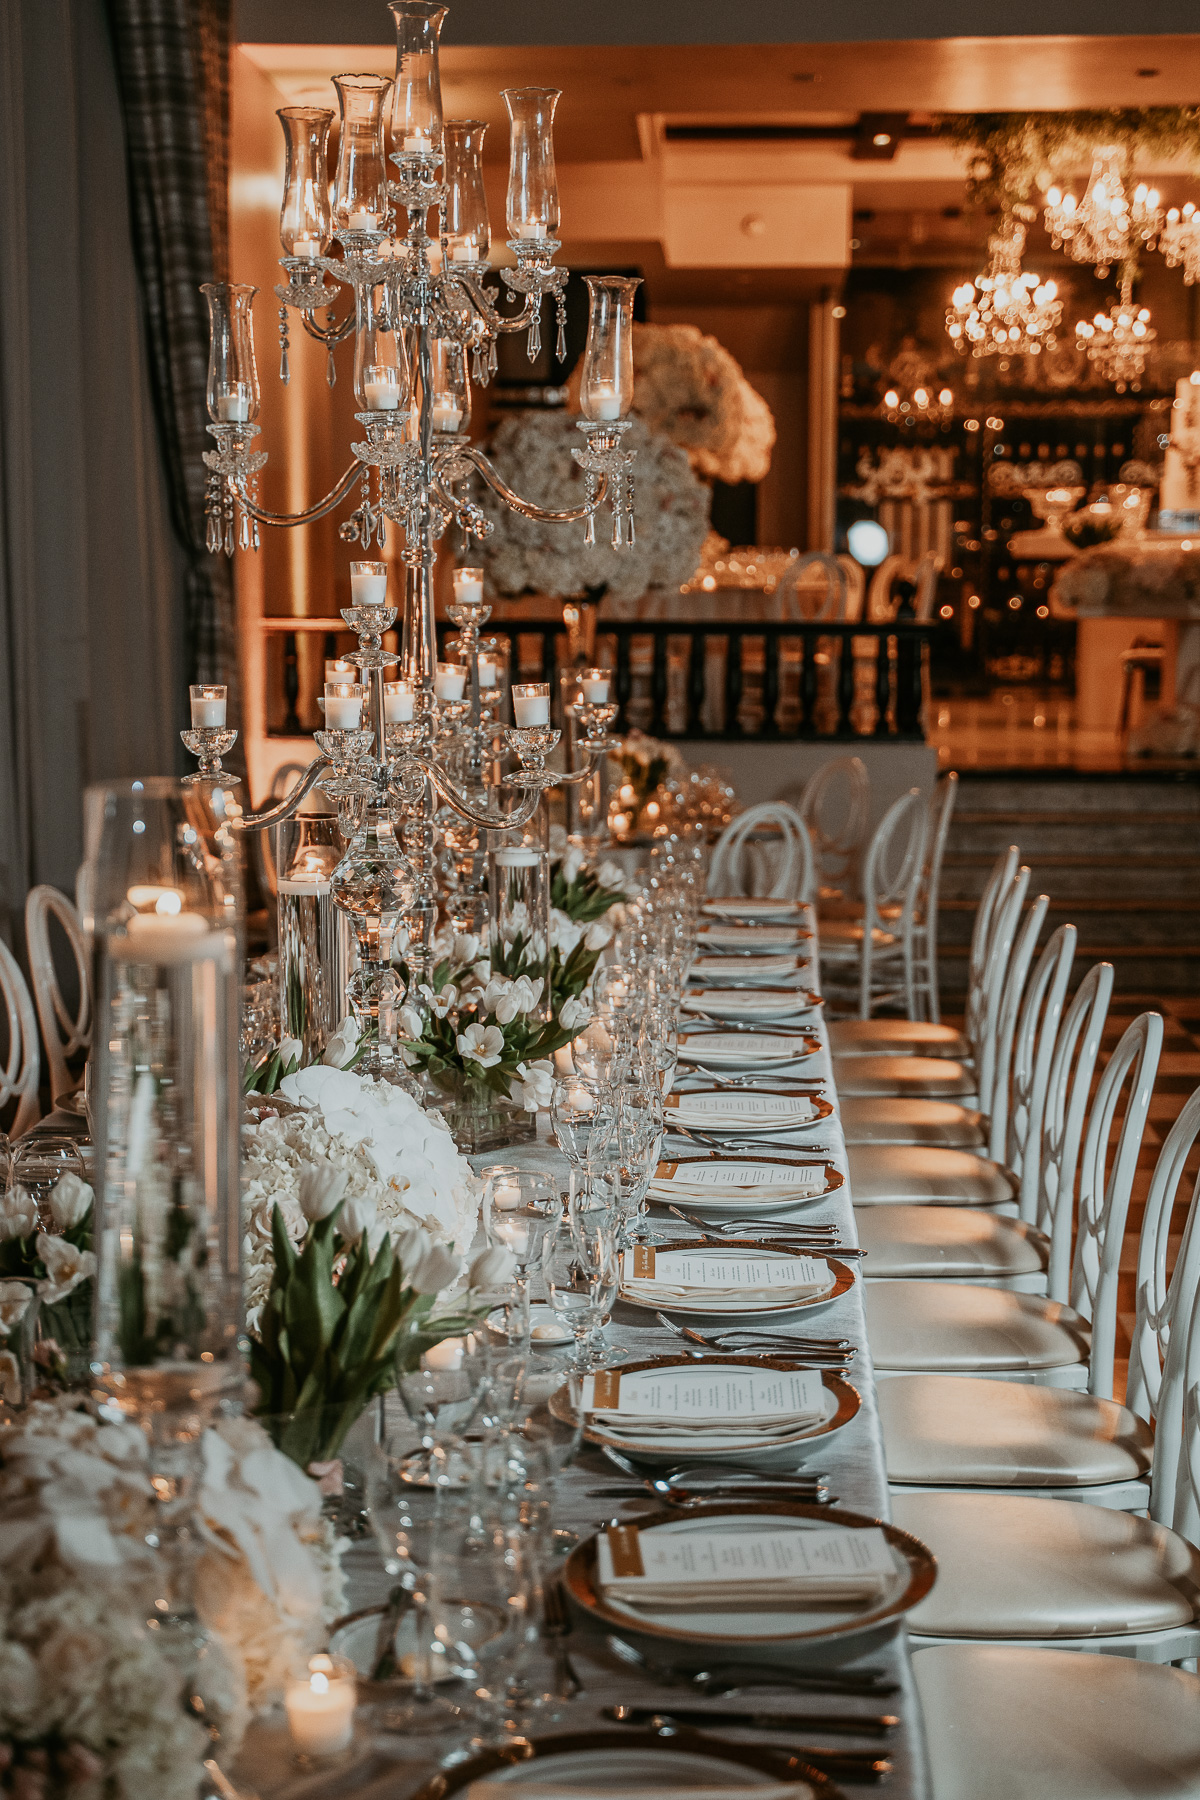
top-left (24, 886), bottom-right (91, 1109)
top-left (914, 1644), bottom-right (1200, 1799)
top-left (866, 995), bottom-right (1158, 1392)
top-left (881, 1084), bottom-right (1200, 1514)
top-left (706, 801), bottom-right (815, 904)
top-left (0, 938), bottom-right (41, 1137)
top-left (774, 551), bottom-right (848, 622)
top-left (835, 555), bottom-right (866, 623)
top-left (910, 770), bottom-right (957, 1024)
top-left (819, 787), bottom-right (928, 1019)
top-left (795, 755), bottom-right (870, 901)
top-left (866, 553), bottom-right (909, 622)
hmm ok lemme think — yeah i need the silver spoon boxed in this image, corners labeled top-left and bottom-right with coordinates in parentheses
top-left (599, 1446), bottom-right (828, 1492)
top-left (654, 1311), bottom-right (854, 1355)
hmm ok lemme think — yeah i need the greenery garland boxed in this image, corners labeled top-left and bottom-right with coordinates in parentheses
top-left (942, 108), bottom-right (1200, 211)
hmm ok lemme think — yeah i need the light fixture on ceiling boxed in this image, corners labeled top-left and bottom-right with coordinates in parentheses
top-left (1043, 145), bottom-right (1162, 277)
top-left (1162, 202), bottom-right (1200, 285)
top-left (1075, 274), bottom-right (1156, 391)
top-left (946, 221), bottom-right (1062, 358)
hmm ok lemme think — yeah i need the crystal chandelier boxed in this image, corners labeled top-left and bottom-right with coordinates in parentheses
top-left (1043, 146), bottom-right (1162, 277)
top-left (1075, 275), bottom-right (1156, 391)
top-left (945, 222), bottom-right (1061, 357)
top-left (1162, 202), bottom-right (1200, 285)
top-left (194, 0), bottom-right (632, 1070)
top-left (879, 341), bottom-right (953, 424)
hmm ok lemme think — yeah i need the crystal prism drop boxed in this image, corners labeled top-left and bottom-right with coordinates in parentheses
top-left (280, 342), bottom-right (290, 385)
top-left (327, 345), bottom-right (337, 387)
top-left (584, 512), bottom-right (595, 547)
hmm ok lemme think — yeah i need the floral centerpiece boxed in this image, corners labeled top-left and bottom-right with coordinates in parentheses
top-left (621, 323), bottom-right (775, 486)
top-left (0, 1174), bottom-right (98, 1398)
top-left (0, 1394), bottom-right (350, 1795)
top-left (609, 730), bottom-right (689, 838)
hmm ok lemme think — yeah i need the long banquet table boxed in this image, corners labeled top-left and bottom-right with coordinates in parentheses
top-left (237, 904), bottom-right (932, 1800)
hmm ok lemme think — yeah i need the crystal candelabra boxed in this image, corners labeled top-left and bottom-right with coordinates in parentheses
top-left (192, 0), bottom-right (638, 1070)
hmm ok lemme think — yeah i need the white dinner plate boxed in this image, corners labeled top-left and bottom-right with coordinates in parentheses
top-left (488, 1300), bottom-right (572, 1349)
top-left (407, 1736), bottom-right (832, 1800)
top-left (682, 987), bottom-right (822, 1020)
top-left (689, 954), bottom-right (809, 986)
top-left (564, 1502), bottom-right (936, 1650)
top-left (619, 1245), bottom-right (853, 1320)
top-left (699, 924), bottom-right (812, 949)
top-left (704, 897), bottom-right (810, 922)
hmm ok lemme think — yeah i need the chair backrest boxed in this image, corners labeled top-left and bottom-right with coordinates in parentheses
top-left (706, 801), bottom-right (816, 903)
top-left (1003, 923), bottom-right (1077, 1216)
top-left (855, 787), bottom-right (928, 1016)
top-left (963, 846), bottom-right (1020, 1052)
top-left (969, 863), bottom-right (1030, 1116)
top-left (836, 555), bottom-right (866, 624)
top-left (776, 551), bottom-right (848, 623)
top-left (982, 891), bottom-right (1047, 1159)
top-left (1068, 1010), bottom-right (1162, 1397)
top-left (866, 553), bottom-right (908, 622)
top-left (912, 550), bottom-right (944, 621)
top-left (797, 755), bottom-right (870, 893)
top-left (24, 886), bottom-right (91, 1107)
top-left (0, 939), bottom-right (41, 1137)
top-left (912, 773), bottom-right (959, 1024)
top-left (1033, 960), bottom-right (1115, 1298)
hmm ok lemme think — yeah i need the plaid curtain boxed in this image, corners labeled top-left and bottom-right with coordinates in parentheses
top-left (105, 0), bottom-right (237, 699)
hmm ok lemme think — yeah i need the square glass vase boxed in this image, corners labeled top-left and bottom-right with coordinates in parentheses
top-left (421, 1068), bottom-right (537, 1154)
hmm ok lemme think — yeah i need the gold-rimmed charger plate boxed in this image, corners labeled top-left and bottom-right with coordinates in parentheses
top-left (404, 1728), bottom-right (843, 1800)
top-left (704, 896), bottom-right (811, 922)
top-left (563, 1500), bottom-right (937, 1651)
top-left (618, 1242), bottom-right (855, 1320)
top-left (649, 1158), bottom-right (844, 1212)
top-left (551, 1351), bottom-right (861, 1466)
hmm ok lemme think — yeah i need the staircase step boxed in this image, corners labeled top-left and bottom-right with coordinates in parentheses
top-left (951, 815), bottom-right (1200, 857)
top-left (938, 894), bottom-right (1200, 949)
top-left (941, 854), bottom-right (1200, 902)
top-left (952, 774), bottom-right (1200, 815)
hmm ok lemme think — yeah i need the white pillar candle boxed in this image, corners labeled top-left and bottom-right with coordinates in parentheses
top-left (477, 655), bottom-right (499, 690)
top-left (588, 383), bottom-right (622, 421)
top-left (452, 568), bottom-right (484, 606)
top-left (324, 685), bottom-right (363, 729)
top-left (364, 373), bottom-right (401, 411)
top-left (347, 210), bottom-right (378, 232)
top-left (292, 235), bottom-right (321, 260)
top-left (513, 687), bottom-right (550, 726)
top-left (492, 847), bottom-right (541, 868)
top-left (190, 690), bottom-right (227, 727)
top-left (581, 673), bottom-right (610, 702)
top-left (423, 1336), bottom-right (464, 1371)
top-left (431, 397), bottom-right (464, 433)
top-left (449, 243), bottom-right (479, 262)
top-left (216, 389), bottom-right (250, 422)
top-left (403, 132), bottom-right (433, 152)
top-left (349, 565), bottom-right (388, 606)
top-left (384, 681), bottom-right (414, 723)
top-left (122, 910), bottom-right (213, 961)
top-left (434, 664), bottom-right (466, 701)
top-left (520, 222), bottom-right (548, 240)
top-left (285, 1657), bottom-right (356, 1759)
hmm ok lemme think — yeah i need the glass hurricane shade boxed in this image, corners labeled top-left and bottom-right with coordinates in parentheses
top-left (428, 335), bottom-right (470, 433)
top-left (277, 107), bottom-right (334, 255)
top-left (202, 282), bottom-right (260, 423)
top-left (388, 2), bottom-right (447, 157)
top-left (332, 72), bottom-right (393, 228)
top-left (443, 119), bottom-right (490, 261)
top-left (502, 87), bottom-right (560, 240)
top-left (579, 275), bottom-right (641, 421)
top-left (354, 283), bottom-right (410, 411)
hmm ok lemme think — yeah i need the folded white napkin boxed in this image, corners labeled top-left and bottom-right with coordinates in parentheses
top-left (596, 1522), bottom-right (894, 1611)
top-left (668, 1093), bottom-right (818, 1129)
top-left (700, 924), bottom-right (809, 948)
top-left (691, 954), bottom-right (803, 981)
top-left (677, 1031), bottom-right (815, 1065)
top-left (584, 1364), bottom-right (826, 1431)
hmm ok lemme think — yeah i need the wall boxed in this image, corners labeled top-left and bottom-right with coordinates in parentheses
top-left (681, 740), bottom-right (939, 831)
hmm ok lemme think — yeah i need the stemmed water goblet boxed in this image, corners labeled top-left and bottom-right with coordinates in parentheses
top-left (540, 1209), bottom-right (619, 1373)
top-left (549, 1075), bottom-right (614, 1173)
top-left (392, 1316), bottom-right (492, 1488)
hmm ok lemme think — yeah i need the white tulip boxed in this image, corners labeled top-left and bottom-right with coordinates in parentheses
top-left (597, 860), bottom-right (628, 893)
top-left (297, 1159), bottom-right (349, 1222)
top-left (513, 1058), bottom-right (555, 1112)
top-left (560, 995), bottom-right (592, 1032)
top-left (468, 1244), bottom-right (518, 1289)
top-left (321, 1016), bottom-right (361, 1068)
top-left (337, 1192), bottom-right (378, 1246)
top-left (452, 932), bottom-right (481, 965)
top-left (279, 1036), bottom-right (303, 1068)
top-left (0, 1279), bottom-right (33, 1335)
top-left (584, 918), bottom-right (613, 952)
top-left (396, 1225), bottom-right (463, 1294)
top-left (35, 1236), bottom-right (97, 1305)
top-left (561, 844), bottom-right (585, 885)
top-left (456, 1022), bottom-right (505, 1068)
top-left (48, 1173), bottom-right (94, 1231)
top-left (0, 1185), bottom-right (36, 1242)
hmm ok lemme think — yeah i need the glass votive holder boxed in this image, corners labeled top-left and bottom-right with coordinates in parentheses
top-left (349, 559), bottom-right (387, 605)
top-left (324, 658), bottom-right (356, 684)
top-left (323, 682), bottom-right (364, 729)
top-left (452, 565), bottom-right (485, 606)
top-left (383, 680), bottom-right (414, 723)
top-left (578, 666), bottom-right (610, 703)
top-left (285, 1652), bottom-right (357, 1762)
top-left (189, 684), bottom-right (227, 727)
top-left (512, 682), bottom-right (551, 727)
top-left (434, 661), bottom-right (467, 702)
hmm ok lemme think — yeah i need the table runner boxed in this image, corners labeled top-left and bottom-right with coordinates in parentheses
top-left (237, 906), bottom-right (931, 1800)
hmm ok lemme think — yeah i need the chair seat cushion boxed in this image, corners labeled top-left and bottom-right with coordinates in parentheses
top-left (833, 1055), bottom-right (976, 1099)
top-left (893, 1492), bottom-right (1200, 1639)
top-left (829, 1018), bottom-right (970, 1059)
top-left (848, 1146), bottom-right (1017, 1207)
top-left (914, 1643), bottom-right (1200, 1800)
top-left (879, 1373), bottom-right (1153, 1487)
top-left (864, 1280), bottom-right (1091, 1373)
top-left (839, 1097), bottom-right (987, 1148)
top-left (856, 1207), bottom-right (1044, 1281)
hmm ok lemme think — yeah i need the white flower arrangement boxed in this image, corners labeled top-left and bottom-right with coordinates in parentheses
top-left (622, 323), bottom-right (775, 486)
top-left (0, 1397), bottom-right (349, 1795)
top-left (478, 411), bottom-right (710, 601)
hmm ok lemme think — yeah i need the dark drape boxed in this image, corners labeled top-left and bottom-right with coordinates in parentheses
top-left (105, 0), bottom-right (238, 696)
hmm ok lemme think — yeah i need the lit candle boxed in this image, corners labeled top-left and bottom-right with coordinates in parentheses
top-left (323, 683), bottom-right (363, 729)
top-left (325, 659), bottom-right (356, 683)
top-left (291, 235), bottom-right (322, 260)
top-left (580, 669), bottom-right (610, 702)
top-left (402, 131), bottom-right (433, 153)
top-left (278, 874), bottom-right (332, 896)
top-left (216, 387), bottom-right (250, 422)
top-left (493, 846), bottom-right (541, 869)
top-left (477, 654), bottom-right (499, 690)
top-left (513, 683), bottom-right (550, 726)
top-left (449, 242), bottom-right (479, 263)
top-left (588, 382), bottom-right (622, 421)
top-left (189, 685), bottom-right (227, 728)
top-left (349, 561), bottom-right (388, 606)
top-left (285, 1655), bottom-right (356, 1759)
top-left (434, 663), bottom-right (466, 702)
top-left (123, 908), bottom-right (212, 961)
top-left (452, 567), bottom-right (484, 606)
top-left (384, 681), bottom-right (414, 723)
top-left (493, 1215), bottom-right (531, 1256)
top-left (521, 222), bottom-right (549, 241)
top-left (347, 210), bottom-right (378, 232)
top-left (431, 395), bottom-right (464, 433)
top-left (363, 368), bottom-right (401, 411)
top-left (423, 1336), bottom-right (464, 1371)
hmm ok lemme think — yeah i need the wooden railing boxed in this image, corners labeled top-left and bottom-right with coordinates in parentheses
top-left (260, 615), bottom-right (935, 743)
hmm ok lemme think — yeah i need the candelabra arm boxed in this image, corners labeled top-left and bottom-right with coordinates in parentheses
top-left (235, 462), bottom-right (362, 529)
top-left (452, 272), bottom-right (539, 336)
top-left (458, 444), bottom-right (610, 525)
top-left (299, 309), bottom-right (356, 347)
top-left (424, 758), bottom-right (542, 830)
top-left (229, 756), bottom-right (332, 832)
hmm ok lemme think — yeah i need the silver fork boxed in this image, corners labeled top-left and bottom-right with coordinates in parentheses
top-left (541, 1578), bottom-right (582, 1698)
top-left (687, 1063), bottom-right (826, 1093)
top-left (654, 1310), bottom-right (854, 1356)
top-left (668, 1122), bottom-right (832, 1157)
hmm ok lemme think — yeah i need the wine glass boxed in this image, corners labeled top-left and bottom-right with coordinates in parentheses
top-left (640, 1005), bottom-right (678, 1096)
top-left (586, 1080), bottom-right (664, 1245)
top-left (549, 1076), bottom-right (614, 1173)
top-left (541, 1211), bottom-right (619, 1372)
top-left (365, 1440), bottom-right (463, 1734)
top-left (429, 1496), bottom-right (537, 1742)
top-left (482, 1167), bottom-right (560, 1287)
top-left (393, 1317), bottom-right (491, 1487)
top-left (9, 1136), bottom-right (85, 1231)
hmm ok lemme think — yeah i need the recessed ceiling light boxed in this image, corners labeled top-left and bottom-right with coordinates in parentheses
top-left (792, 71), bottom-right (818, 82)
top-left (873, 133), bottom-right (891, 146)
top-left (1137, 67), bottom-right (1160, 77)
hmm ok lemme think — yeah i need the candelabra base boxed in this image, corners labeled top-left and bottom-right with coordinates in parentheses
top-left (419, 1069), bottom-right (537, 1154)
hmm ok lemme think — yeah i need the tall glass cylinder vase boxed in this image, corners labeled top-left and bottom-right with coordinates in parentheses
top-left (488, 836), bottom-right (549, 1005)
top-left (275, 805), bottom-right (349, 1062)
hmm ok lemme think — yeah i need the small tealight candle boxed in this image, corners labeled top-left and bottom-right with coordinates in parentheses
top-left (452, 567), bottom-right (485, 606)
top-left (520, 222), bottom-right (549, 241)
top-left (588, 382), bottom-right (622, 421)
top-left (363, 365), bottom-right (402, 411)
top-left (477, 654), bottom-right (499, 690)
top-left (215, 385), bottom-right (251, 422)
top-left (384, 680), bottom-right (414, 723)
top-left (189, 684), bottom-right (227, 728)
top-left (291, 235), bottom-right (322, 260)
top-left (285, 1654), bottom-right (356, 1760)
top-left (513, 682), bottom-right (551, 726)
top-left (434, 662), bottom-right (467, 702)
top-left (423, 1336), bottom-right (464, 1371)
top-left (402, 131), bottom-right (433, 152)
top-left (449, 242), bottom-right (479, 262)
top-left (580, 668), bottom-right (610, 702)
top-left (347, 209), bottom-right (378, 232)
top-left (493, 845), bottom-right (541, 868)
top-left (349, 560), bottom-right (388, 606)
top-left (493, 1215), bottom-right (532, 1256)
top-left (323, 682), bottom-right (363, 729)
top-left (325, 659), bottom-right (356, 683)
top-left (431, 395), bottom-right (464, 433)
